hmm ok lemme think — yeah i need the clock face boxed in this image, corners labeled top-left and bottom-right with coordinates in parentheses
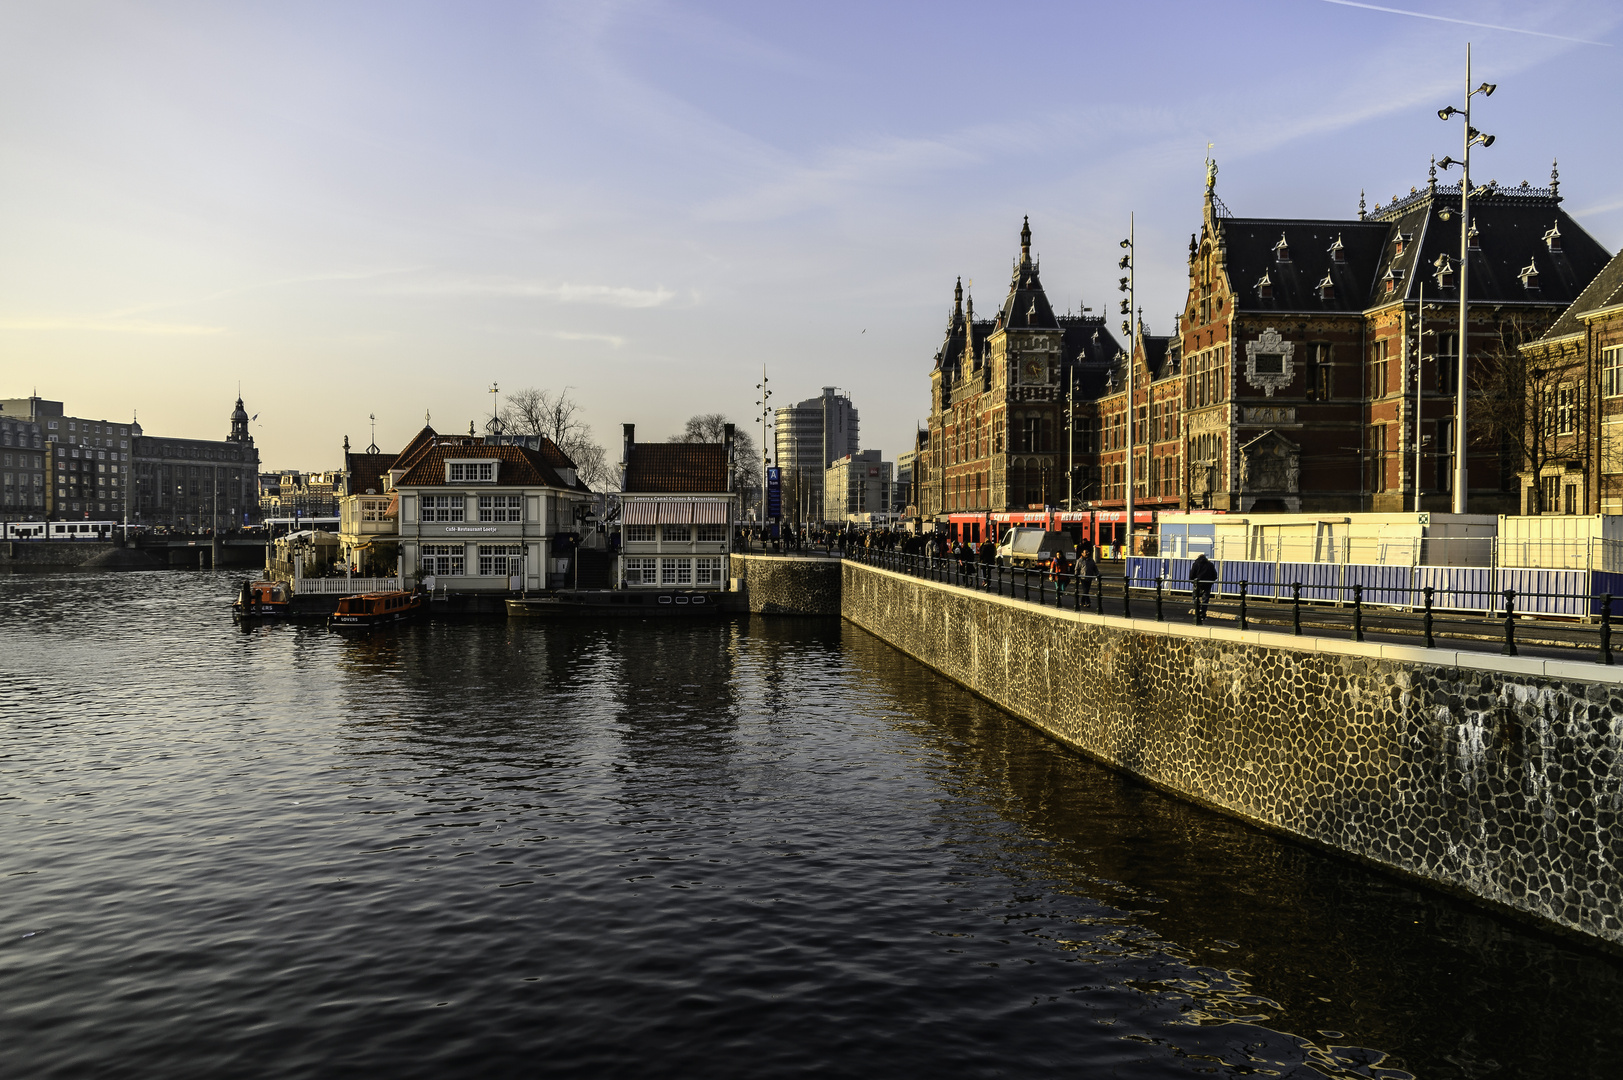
top-left (1024, 360), bottom-right (1043, 381)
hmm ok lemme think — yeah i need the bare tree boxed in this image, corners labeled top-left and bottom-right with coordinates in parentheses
top-left (670, 413), bottom-right (761, 501)
top-left (1469, 312), bottom-right (1568, 513)
top-left (501, 387), bottom-right (616, 491)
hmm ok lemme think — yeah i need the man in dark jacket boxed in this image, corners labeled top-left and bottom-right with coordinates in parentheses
top-left (1076, 550), bottom-right (1100, 609)
top-left (1189, 553), bottom-right (1218, 623)
top-left (977, 538), bottom-right (996, 587)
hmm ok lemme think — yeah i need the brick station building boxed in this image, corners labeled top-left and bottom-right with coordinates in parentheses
top-left (916, 163), bottom-right (1612, 523)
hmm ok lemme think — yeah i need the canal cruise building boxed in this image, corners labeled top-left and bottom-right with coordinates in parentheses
top-left (617, 423), bottom-right (736, 590)
top-left (392, 430), bottom-right (594, 594)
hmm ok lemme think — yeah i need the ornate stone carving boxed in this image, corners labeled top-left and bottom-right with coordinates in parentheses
top-left (1243, 327), bottom-right (1295, 397)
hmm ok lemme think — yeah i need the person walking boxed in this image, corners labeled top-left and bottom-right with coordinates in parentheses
top-left (977, 536), bottom-right (995, 588)
top-left (1076, 550), bottom-right (1099, 610)
top-left (1189, 552), bottom-right (1218, 623)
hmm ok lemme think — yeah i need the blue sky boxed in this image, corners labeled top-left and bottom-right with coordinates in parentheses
top-left (2, 0), bottom-right (1619, 468)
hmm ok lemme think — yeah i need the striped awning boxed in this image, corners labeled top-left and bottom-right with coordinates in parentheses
top-left (622, 498), bottom-right (733, 525)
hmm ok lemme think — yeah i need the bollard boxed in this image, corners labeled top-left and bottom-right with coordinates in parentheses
top-left (1423, 586), bottom-right (1435, 649)
top-left (1155, 575), bottom-right (1164, 622)
top-left (1291, 582), bottom-right (1302, 635)
top-left (1502, 589), bottom-right (1517, 657)
top-left (1038, 571), bottom-right (1045, 606)
top-left (1237, 580), bottom-right (1248, 631)
top-left (1352, 583), bottom-right (1364, 642)
top-left (1602, 594), bottom-right (1614, 666)
top-left (1023, 567), bottom-right (1031, 602)
top-left (1122, 571), bottom-right (1132, 619)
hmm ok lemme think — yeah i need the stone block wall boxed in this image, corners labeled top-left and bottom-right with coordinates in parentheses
top-left (729, 554), bottom-right (840, 615)
top-left (842, 559), bottom-right (1623, 951)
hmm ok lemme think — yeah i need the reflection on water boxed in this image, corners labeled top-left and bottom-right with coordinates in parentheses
top-left (1, 569), bottom-right (1620, 1078)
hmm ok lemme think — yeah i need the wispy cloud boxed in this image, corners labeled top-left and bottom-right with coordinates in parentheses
top-left (389, 278), bottom-right (677, 308)
top-left (550, 330), bottom-right (627, 347)
top-left (1319, 1), bottom-right (1613, 46)
top-left (0, 316), bottom-right (226, 335)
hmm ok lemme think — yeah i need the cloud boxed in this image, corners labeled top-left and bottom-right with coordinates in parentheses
top-left (388, 278), bottom-right (678, 308)
top-left (1319, 1), bottom-right (1613, 46)
top-left (0, 316), bottom-right (226, 335)
top-left (550, 330), bottom-right (627, 347)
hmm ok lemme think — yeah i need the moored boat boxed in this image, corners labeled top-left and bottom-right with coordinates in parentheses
top-left (328, 589), bottom-right (425, 628)
top-left (233, 580), bottom-right (293, 620)
top-left (506, 589), bottom-right (737, 618)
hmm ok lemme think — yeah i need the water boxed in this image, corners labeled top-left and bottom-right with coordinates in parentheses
top-left (3, 569), bottom-right (1622, 1079)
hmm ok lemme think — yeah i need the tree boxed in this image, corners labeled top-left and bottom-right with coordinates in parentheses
top-left (501, 387), bottom-right (616, 491)
top-left (1469, 312), bottom-right (1568, 513)
top-left (670, 413), bottom-right (761, 503)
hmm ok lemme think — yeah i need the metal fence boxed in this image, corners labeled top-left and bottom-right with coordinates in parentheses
top-left (844, 547), bottom-right (1620, 666)
top-left (291, 576), bottom-right (402, 595)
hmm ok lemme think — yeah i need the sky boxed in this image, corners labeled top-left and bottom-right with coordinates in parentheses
top-left (1, 0), bottom-right (1620, 470)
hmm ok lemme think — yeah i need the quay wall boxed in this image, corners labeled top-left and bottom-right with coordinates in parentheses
top-left (841, 559), bottom-right (1623, 950)
top-left (729, 554), bottom-right (841, 615)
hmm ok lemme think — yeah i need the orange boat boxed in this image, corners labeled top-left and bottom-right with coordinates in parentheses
top-left (327, 589), bottom-right (424, 629)
top-left (233, 580), bottom-right (293, 620)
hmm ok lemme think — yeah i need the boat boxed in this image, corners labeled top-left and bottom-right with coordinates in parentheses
top-left (506, 589), bottom-right (739, 619)
top-left (328, 589), bottom-right (425, 628)
top-left (233, 579), bottom-right (293, 620)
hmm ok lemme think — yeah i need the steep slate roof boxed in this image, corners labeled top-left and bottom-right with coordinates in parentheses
top-left (1060, 315), bottom-right (1124, 399)
top-left (624, 442), bottom-right (729, 494)
top-left (394, 443), bottom-right (589, 491)
top-left (1220, 218), bottom-right (1389, 313)
top-left (1537, 246), bottom-right (1623, 342)
top-left (1371, 183), bottom-right (1610, 307)
top-left (344, 452), bottom-right (397, 495)
top-left (996, 217), bottom-right (1060, 331)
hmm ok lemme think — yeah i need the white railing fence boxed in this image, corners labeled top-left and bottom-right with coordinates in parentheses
top-left (292, 576), bottom-right (401, 595)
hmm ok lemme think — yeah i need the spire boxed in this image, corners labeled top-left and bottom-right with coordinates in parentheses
top-left (953, 276), bottom-right (963, 317)
top-left (1428, 156), bottom-right (1437, 193)
top-left (1551, 159), bottom-right (1561, 202)
top-left (1358, 190), bottom-right (1366, 220)
top-left (1019, 216), bottom-right (1031, 264)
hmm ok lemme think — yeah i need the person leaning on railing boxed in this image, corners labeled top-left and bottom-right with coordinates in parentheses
top-left (1189, 552), bottom-right (1218, 623)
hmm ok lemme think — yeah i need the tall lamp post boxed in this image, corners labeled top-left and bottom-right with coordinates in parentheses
top-left (1119, 215), bottom-right (1136, 548)
top-left (1435, 44), bottom-right (1495, 514)
top-left (755, 366), bottom-right (772, 528)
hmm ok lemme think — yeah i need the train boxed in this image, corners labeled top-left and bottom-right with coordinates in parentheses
top-left (942, 509), bottom-right (1179, 556)
top-left (2, 521), bottom-right (118, 540)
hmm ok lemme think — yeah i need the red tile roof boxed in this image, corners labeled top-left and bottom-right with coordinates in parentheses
top-left (394, 442), bottom-right (589, 491)
top-left (344, 452), bottom-right (397, 495)
top-left (624, 442), bottom-right (729, 494)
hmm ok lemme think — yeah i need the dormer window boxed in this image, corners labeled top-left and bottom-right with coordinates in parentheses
top-left (1273, 234), bottom-right (1290, 262)
top-left (1468, 222), bottom-right (1480, 249)
top-left (1433, 254), bottom-right (1454, 289)
top-left (448, 460), bottom-right (497, 483)
top-left (1317, 273), bottom-right (1335, 300)
top-left (1518, 260), bottom-right (1541, 290)
top-left (1328, 235), bottom-right (1346, 263)
top-left (1382, 267), bottom-right (1405, 297)
top-left (1544, 223), bottom-right (1563, 252)
top-left (1256, 271), bottom-right (1273, 300)
top-left (1393, 232), bottom-right (1412, 256)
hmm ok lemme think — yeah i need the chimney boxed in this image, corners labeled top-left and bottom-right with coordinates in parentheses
top-left (621, 423), bottom-right (635, 492)
top-left (723, 423), bottom-right (735, 492)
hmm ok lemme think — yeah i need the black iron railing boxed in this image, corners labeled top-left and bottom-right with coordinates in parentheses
top-left (842, 547), bottom-right (1619, 666)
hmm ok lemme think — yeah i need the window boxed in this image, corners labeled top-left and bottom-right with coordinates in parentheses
top-left (624, 557), bottom-right (657, 585)
top-left (1557, 385), bottom-right (1577, 436)
top-left (421, 495), bottom-right (465, 522)
top-left (1371, 340), bottom-right (1390, 397)
top-left (624, 523), bottom-right (655, 543)
top-left (1307, 343), bottom-right (1332, 399)
top-left (660, 524), bottom-right (692, 542)
top-left (478, 544), bottom-right (524, 575)
top-left (660, 558), bottom-right (693, 585)
top-left (695, 557), bottom-right (723, 586)
top-left (478, 494), bottom-right (521, 522)
top-left (1603, 346), bottom-right (1623, 398)
top-left (696, 523), bottom-right (728, 542)
top-left (1542, 474), bottom-right (1560, 514)
top-left (1370, 426), bottom-right (1389, 492)
top-left (1564, 484), bottom-right (1579, 516)
top-left (420, 543), bottom-right (464, 576)
top-left (447, 461), bottom-right (495, 482)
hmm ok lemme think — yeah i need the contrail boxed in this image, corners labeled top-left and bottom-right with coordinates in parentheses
top-left (1320, 0), bottom-right (1612, 46)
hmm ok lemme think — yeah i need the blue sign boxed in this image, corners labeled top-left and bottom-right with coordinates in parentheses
top-left (766, 467), bottom-right (782, 519)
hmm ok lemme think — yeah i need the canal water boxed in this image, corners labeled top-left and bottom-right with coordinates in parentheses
top-left (3, 569), bottom-right (1622, 1079)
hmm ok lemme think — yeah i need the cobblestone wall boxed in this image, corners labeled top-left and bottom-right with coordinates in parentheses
top-left (842, 560), bottom-right (1623, 951)
top-left (730, 554), bottom-right (840, 615)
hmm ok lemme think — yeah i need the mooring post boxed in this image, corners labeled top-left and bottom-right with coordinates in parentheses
top-left (1292, 581), bottom-right (1302, 636)
top-left (1352, 583), bottom-right (1364, 642)
top-left (1237, 580), bottom-right (1248, 631)
top-left (1502, 589), bottom-right (1517, 657)
top-left (1601, 594), bottom-right (1614, 665)
top-left (1155, 575), bottom-right (1164, 622)
top-left (1423, 586), bottom-right (1435, 649)
top-left (1122, 570), bottom-right (1132, 619)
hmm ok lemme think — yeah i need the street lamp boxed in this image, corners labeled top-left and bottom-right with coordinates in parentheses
top-left (1119, 215), bottom-right (1136, 546)
top-left (755, 367), bottom-right (772, 533)
top-left (1435, 43), bottom-right (1495, 514)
